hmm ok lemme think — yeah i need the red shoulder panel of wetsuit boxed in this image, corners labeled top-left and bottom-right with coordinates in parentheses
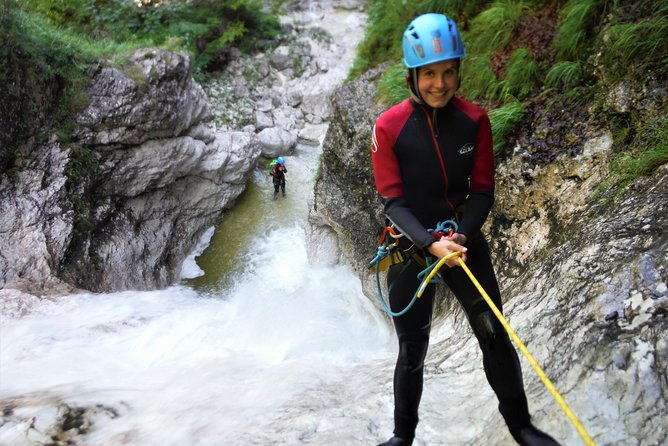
top-left (371, 99), bottom-right (414, 198)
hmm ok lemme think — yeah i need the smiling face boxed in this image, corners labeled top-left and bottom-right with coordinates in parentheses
top-left (417, 59), bottom-right (459, 108)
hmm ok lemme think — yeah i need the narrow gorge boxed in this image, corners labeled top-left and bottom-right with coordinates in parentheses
top-left (1, 1), bottom-right (666, 445)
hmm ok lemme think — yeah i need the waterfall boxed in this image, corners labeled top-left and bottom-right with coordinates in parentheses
top-left (0, 225), bottom-right (392, 445)
top-left (0, 4), bottom-right (402, 445)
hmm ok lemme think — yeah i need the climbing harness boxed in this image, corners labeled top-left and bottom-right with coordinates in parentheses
top-left (420, 251), bottom-right (597, 446)
top-left (368, 220), bottom-right (459, 317)
top-left (368, 225), bottom-right (413, 317)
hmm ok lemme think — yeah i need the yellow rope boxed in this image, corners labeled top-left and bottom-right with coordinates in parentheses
top-left (417, 252), bottom-right (596, 445)
top-left (416, 251), bottom-right (461, 297)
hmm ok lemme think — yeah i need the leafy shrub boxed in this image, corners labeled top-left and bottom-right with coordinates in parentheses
top-left (19, 0), bottom-right (281, 75)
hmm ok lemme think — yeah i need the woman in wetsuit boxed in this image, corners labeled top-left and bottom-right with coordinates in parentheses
top-left (371, 13), bottom-right (560, 446)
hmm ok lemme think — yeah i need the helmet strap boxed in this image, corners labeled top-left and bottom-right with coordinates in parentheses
top-left (457, 59), bottom-right (462, 90)
top-left (407, 68), bottom-right (424, 104)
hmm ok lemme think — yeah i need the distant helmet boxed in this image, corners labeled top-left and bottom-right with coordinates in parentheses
top-left (277, 156), bottom-right (285, 165)
top-left (402, 13), bottom-right (466, 68)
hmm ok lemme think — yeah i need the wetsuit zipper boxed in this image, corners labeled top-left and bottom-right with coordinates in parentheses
top-left (422, 105), bottom-right (456, 215)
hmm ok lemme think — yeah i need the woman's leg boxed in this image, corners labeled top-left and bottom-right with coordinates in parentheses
top-left (386, 259), bottom-right (435, 443)
top-left (441, 236), bottom-right (531, 432)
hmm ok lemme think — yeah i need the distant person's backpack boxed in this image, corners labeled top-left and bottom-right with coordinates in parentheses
top-left (269, 156), bottom-right (285, 176)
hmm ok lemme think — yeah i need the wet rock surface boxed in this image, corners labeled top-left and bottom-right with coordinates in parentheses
top-left (311, 50), bottom-right (668, 445)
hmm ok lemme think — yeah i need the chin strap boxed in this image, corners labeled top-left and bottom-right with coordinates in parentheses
top-left (406, 68), bottom-right (424, 104)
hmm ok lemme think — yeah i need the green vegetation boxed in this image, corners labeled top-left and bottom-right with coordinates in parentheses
top-left (1, 0), bottom-right (281, 161)
top-left (489, 100), bottom-right (523, 154)
top-left (467, 0), bottom-right (530, 55)
top-left (592, 115), bottom-right (668, 200)
top-left (544, 61), bottom-right (582, 90)
top-left (460, 55), bottom-right (500, 103)
top-left (609, 116), bottom-right (668, 187)
top-left (3, 0), bottom-right (666, 193)
top-left (553, 0), bottom-right (603, 61)
top-left (377, 62), bottom-right (410, 105)
top-left (601, 2), bottom-right (668, 79)
top-left (18, 0), bottom-right (281, 73)
top-left (1, 0), bottom-right (283, 238)
top-left (0, 0), bottom-right (95, 174)
top-left (499, 48), bottom-right (538, 101)
top-left (348, 0), bottom-right (473, 79)
top-left (553, 1), bottom-right (668, 82)
top-left (354, 0), bottom-right (667, 178)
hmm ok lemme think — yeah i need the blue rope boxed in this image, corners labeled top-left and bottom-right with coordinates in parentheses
top-left (428, 219), bottom-right (459, 236)
top-left (369, 246), bottom-right (435, 317)
top-left (373, 252), bottom-right (419, 318)
top-left (416, 256), bottom-right (442, 284)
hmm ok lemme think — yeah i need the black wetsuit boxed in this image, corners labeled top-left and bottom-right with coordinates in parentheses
top-left (372, 96), bottom-right (531, 441)
top-left (272, 163), bottom-right (287, 194)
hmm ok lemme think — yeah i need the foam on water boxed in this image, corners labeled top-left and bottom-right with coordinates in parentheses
top-left (0, 226), bottom-right (393, 445)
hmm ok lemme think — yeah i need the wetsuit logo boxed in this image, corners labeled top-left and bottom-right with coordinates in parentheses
top-left (458, 143), bottom-right (474, 155)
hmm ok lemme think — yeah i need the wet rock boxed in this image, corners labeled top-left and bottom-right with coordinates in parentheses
top-left (75, 49), bottom-right (210, 147)
top-left (254, 127), bottom-right (298, 158)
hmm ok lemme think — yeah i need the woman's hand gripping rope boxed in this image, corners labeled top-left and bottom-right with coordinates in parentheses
top-left (419, 251), bottom-right (597, 445)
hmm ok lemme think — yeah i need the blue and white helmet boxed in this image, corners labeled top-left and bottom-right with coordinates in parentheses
top-left (277, 156), bottom-right (285, 165)
top-left (402, 13), bottom-right (466, 68)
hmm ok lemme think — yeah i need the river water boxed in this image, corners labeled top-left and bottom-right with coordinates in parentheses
top-left (0, 228), bottom-right (392, 445)
top-left (0, 108), bottom-right (399, 441)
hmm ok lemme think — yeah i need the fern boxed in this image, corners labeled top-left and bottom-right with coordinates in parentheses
top-left (197, 20), bottom-right (246, 66)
